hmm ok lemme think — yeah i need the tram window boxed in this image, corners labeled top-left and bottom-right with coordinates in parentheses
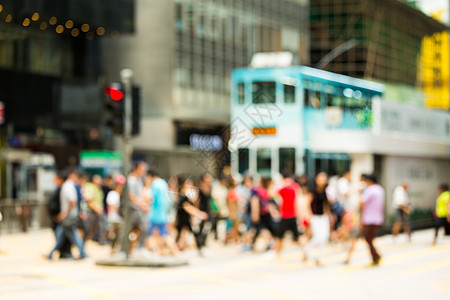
top-left (332, 95), bottom-right (343, 107)
top-left (238, 148), bottom-right (249, 174)
top-left (360, 97), bottom-right (370, 109)
top-left (304, 89), bottom-right (309, 107)
top-left (327, 94), bottom-right (333, 106)
top-left (237, 82), bottom-right (245, 105)
top-left (311, 91), bottom-right (321, 109)
top-left (257, 148), bottom-right (272, 176)
top-left (252, 81), bottom-right (276, 104)
top-left (343, 97), bottom-right (354, 110)
top-left (284, 84), bottom-right (295, 104)
top-left (279, 148), bottom-right (296, 175)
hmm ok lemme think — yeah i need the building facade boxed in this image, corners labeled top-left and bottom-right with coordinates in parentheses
top-left (0, 0), bottom-right (134, 166)
top-left (310, 0), bottom-right (446, 86)
top-left (0, 0), bottom-right (134, 201)
top-left (101, 0), bottom-right (310, 177)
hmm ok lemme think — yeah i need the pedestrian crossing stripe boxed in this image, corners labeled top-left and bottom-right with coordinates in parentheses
top-left (402, 256), bottom-right (450, 276)
top-left (278, 240), bottom-right (415, 271)
top-left (342, 243), bottom-right (450, 272)
top-left (22, 266), bottom-right (123, 300)
top-left (193, 272), bottom-right (303, 300)
top-left (431, 281), bottom-right (450, 295)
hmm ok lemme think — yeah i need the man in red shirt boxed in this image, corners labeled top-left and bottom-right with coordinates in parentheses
top-left (275, 173), bottom-right (301, 257)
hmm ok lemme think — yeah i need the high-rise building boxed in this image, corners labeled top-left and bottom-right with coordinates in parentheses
top-left (0, 0), bottom-right (134, 166)
top-left (101, 0), bottom-right (310, 176)
top-left (309, 0), bottom-right (446, 86)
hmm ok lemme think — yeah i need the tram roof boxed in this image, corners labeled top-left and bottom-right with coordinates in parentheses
top-left (232, 66), bottom-right (385, 94)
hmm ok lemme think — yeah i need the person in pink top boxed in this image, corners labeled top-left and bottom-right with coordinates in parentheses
top-left (360, 174), bottom-right (385, 266)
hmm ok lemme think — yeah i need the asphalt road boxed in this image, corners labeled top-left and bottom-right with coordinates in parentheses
top-left (0, 228), bottom-right (449, 300)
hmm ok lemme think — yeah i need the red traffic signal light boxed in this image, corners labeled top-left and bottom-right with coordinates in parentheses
top-left (104, 83), bottom-right (124, 101)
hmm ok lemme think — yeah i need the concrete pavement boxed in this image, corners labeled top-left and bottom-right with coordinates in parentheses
top-left (0, 228), bottom-right (449, 299)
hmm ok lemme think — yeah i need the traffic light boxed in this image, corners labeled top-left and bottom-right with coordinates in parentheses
top-left (104, 82), bottom-right (141, 136)
top-left (104, 82), bottom-right (124, 135)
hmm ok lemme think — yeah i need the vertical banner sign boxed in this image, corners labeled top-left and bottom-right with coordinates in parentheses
top-left (0, 101), bottom-right (4, 125)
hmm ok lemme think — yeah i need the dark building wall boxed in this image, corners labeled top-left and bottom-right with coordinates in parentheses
top-left (0, 69), bottom-right (59, 127)
top-left (1, 0), bottom-right (134, 32)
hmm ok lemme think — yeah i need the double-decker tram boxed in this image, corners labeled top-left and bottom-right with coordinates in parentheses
top-left (230, 66), bottom-right (384, 179)
top-left (230, 65), bottom-right (450, 225)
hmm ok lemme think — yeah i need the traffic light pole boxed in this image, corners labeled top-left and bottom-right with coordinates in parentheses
top-left (120, 69), bottom-right (133, 175)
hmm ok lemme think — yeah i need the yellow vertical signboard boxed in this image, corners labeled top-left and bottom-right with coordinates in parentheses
top-left (420, 12), bottom-right (449, 110)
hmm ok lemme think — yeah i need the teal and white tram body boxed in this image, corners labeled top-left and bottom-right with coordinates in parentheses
top-left (229, 66), bottom-right (384, 179)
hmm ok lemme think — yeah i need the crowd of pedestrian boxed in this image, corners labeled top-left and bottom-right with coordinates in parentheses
top-left (45, 162), bottom-right (450, 267)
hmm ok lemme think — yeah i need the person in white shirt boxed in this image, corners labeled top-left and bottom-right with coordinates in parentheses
top-left (118, 161), bottom-right (150, 259)
top-left (106, 174), bottom-right (126, 254)
top-left (337, 171), bottom-right (351, 210)
top-left (391, 183), bottom-right (412, 241)
top-left (47, 169), bottom-right (87, 259)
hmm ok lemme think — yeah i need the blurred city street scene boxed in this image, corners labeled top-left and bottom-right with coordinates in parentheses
top-left (1, 0), bottom-right (450, 299)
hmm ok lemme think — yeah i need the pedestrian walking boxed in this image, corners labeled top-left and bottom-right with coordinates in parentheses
top-left (250, 177), bottom-right (277, 252)
top-left (195, 173), bottom-right (213, 251)
top-left (84, 175), bottom-right (105, 243)
top-left (236, 175), bottom-right (254, 251)
top-left (432, 183), bottom-right (450, 246)
top-left (175, 175), bottom-right (208, 255)
top-left (106, 174), bottom-right (126, 254)
top-left (117, 161), bottom-right (151, 259)
top-left (225, 177), bottom-right (240, 245)
top-left (274, 173), bottom-right (301, 257)
top-left (391, 182), bottom-right (412, 241)
top-left (211, 176), bottom-right (229, 241)
top-left (47, 169), bottom-right (87, 260)
top-left (76, 174), bottom-right (89, 241)
top-left (47, 171), bottom-right (73, 259)
top-left (360, 174), bottom-right (384, 266)
top-left (144, 169), bottom-right (179, 257)
top-left (303, 172), bottom-right (331, 266)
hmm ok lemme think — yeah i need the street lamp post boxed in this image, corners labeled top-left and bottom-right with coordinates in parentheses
top-left (120, 69), bottom-right (133, 175)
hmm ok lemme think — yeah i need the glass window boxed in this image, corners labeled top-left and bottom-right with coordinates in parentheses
top-left (252, 81), bottom-right (276, 104)
top-left (238, 148), bottom-right (249, 174)
top-left (279, 148), bottom-right (296, 175)
top-left (175, 3), bottom-right (183, 31)
top-left (237, 82), bottom-right (245, 104)
top-left (311, 91), bottom-right (321, 109)
top-left (257, 148), bottom-right (272, 176)
top-left (327, 94), bottom-right (333, 106)
top-left (284, 84), bottom-right (295, 104)
top-left (304, 88), bottom-right (309, 107)
top-left (332, 95), bottom-right (343, 107)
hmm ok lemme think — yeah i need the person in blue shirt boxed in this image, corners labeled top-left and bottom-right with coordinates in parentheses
top-left (144, 169), bottom-right (179, 257)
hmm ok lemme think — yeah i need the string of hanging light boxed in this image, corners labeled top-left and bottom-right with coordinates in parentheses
top-left (0, 3), bottom-right (121, 40)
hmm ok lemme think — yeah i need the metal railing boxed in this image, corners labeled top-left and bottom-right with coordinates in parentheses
top-left (0, 199), bottom-right (51, 234)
